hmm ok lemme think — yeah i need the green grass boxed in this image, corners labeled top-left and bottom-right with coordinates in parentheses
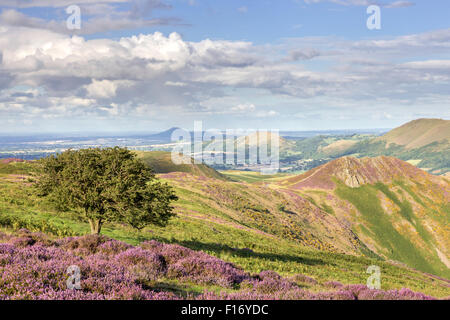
top-left (374, 183), bottom-right (433, 244)
top-left (320, 203), bottom-right (335, 215)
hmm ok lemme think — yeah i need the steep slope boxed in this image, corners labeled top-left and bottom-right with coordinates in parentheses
top-left (279, 156), bottom-right (450, 278)
top-left (135, 151), bottom-right (228, 181)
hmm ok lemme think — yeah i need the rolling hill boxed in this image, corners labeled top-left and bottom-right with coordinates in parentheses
top-left (279, 156), bottom-right (450, 278)
top-left (235, 131), bottom-right (296, 152)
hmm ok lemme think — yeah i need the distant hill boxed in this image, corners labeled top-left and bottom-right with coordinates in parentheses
top-left (202, 131), bottom-right (295, 157)
top-left (135, 151), bottom-right (228, 181)
top-left (145, 127), bottom-right (180, 142)
top-left (375, 118), bottom-right (450, 149)
top-left (236, 131), bottom-right (295, 151)
top-left (279, 156), bottom-right (450, 277)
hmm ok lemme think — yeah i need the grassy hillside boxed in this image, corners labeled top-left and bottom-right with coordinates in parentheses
top-left (279, 156), bottom-right (450, 278)
top-left (0, 159), bottom-right (449, 298)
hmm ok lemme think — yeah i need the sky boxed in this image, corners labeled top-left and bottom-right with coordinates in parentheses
top-left (0, 0), bottom-right (449, 133)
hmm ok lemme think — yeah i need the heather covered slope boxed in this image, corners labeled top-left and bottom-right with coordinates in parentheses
top-left (279, 156), bottom-right (450, 278)
top-left (0, 231), bottom-right (443, 300)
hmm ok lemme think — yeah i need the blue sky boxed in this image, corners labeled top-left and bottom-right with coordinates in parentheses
top-left (0, 0), bottom-right (449, 133)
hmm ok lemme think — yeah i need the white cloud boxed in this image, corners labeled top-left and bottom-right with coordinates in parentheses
top-left (85, 79), bottom-right (119, 99)
top-left (0, 25), bottom-right (449, 128)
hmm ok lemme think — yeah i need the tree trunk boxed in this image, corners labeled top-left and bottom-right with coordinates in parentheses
top-left (88, 219), bottom-right (102, 235)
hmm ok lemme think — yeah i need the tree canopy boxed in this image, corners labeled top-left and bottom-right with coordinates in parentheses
top-left (36, 147), bottom-right (178, 234)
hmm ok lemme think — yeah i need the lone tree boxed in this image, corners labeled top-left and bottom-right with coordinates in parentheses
top-left (36, 147), bottom-right (178, 235)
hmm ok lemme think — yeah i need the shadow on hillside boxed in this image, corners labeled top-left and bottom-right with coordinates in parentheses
top-left (176, 240), bottom-right (327, 267)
